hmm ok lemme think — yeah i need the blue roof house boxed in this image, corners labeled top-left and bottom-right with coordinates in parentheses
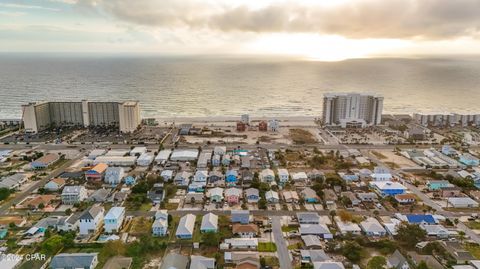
top-left (231, 210), bottom-right (250, 224)
top-left (226, 170), bottom-right (238, 185)
top-left (459, 153), bottom-right (480, 166)
top-left (406, 214), bottom-right (436, 225)
top-left (370, 181), bottom-right (406, 197)
top-left (124, 176), bottom-right (136, 186)
top-left (426, 180), bottom-right (452, 191)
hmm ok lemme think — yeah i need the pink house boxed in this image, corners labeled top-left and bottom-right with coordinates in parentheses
top-left (225, 188), bottom-right (242, 204)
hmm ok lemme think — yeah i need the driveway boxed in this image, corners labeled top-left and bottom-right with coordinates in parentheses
top-left (271, 216), bottom-right (292, 269)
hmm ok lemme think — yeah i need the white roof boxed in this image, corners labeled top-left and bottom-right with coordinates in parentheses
top-left (130, 147), bottom-right (147, 155)
top-left (208, 187), bottom-right (224, 197)
top-left (201, 213), bottom-right (218, 231)
top-left (105, 149), bottom-right (130, 156)
top-left (370, 181), bottom-right (406, 190)
top-left (278, 169), bottom-right (289, 176)
top-left (171, 149), bottom-right (199, 161)
top-left (299, 224), bottom-right (331, 235)
top-left (176, 214), bottom-right (196, 236)
top-left (334, 217), bottom-right (361, 233)
top-left (266, 190), bottom-right (279, 200)
top-left (292, 172), bottom-right (308, 180)
top-left (155, 149), bottom-right (172, 161)
top-left (448, 197), bottom-right (479, 206)
top-left (360, 217), bottom-right (387, 234)
top-left (225, 188), bottom-right (242, 197)
top-left (105, 207), bottom-right (125, 220)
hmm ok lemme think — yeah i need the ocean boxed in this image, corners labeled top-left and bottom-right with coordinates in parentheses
top-left (1, 55), bottom-right (480, 118)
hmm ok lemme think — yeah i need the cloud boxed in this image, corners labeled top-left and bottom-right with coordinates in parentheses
top-left (0, 3), bottom-right (60, 12)
top-left (75, 0), bottom-right (480, 40)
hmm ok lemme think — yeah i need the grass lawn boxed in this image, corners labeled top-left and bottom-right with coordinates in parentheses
top-left (466, 221), bottom-right (480, 230)
top-left (258, 242), bottom-right (277, 252)
top-left (163, 203), bottom-right (179, 210)
top-left (130, 217), bottom-right (152, 235)
top-left (193, 215), bottom-right (202, 242)
top-left (281, 225), bottom-right (298, 233)
top-left (465, 243), bottom-right (480, 259)
top-left (262, 256), bottom-right (280, 267)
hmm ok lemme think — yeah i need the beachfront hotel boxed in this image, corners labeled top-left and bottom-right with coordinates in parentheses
top-left (322, 93), bottom-right (384, 128)
top-left (22, 100), bottom-right (141, 133)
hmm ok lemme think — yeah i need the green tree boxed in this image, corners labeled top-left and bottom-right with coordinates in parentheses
top-left (0, 188), bottom-right (11, 201)
top-left (41, 235), bottom-right (64, 255)
top-left (367, 256), bottom-right (387, 269)
top-left (341, 241), bottom-right (365, 263)
top-left (395, 223), bottom-right (427, 247)
top-left (416, 261), bottom-right (430, 269)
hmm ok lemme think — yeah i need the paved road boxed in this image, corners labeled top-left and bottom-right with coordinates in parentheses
top-left (0, 154), bottom-right (83, 215)
top-left (271, 216), bottom-right (292, 269)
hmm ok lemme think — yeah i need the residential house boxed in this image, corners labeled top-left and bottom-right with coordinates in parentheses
top-left (212, 154), bottom-right (221, 167)
top-left (136, 153), bottom-right (153, 166)
top-left (421, 224), bottom-right (449, 238)
top-left (387, 250), bottom-right (410, 269)
top-left (208, 170), bottom-right (224, 185)
top-left (225, 188), bottom-right (242, 204)
top-left (403, 214), bottom-right (437, 225)
top-left (214, 146), bottom-right (227, 156)
top-left (323, 189), bottom-right (338, 205)
top-left (357, 192), bottom-right (378, 202)
top-left (292, 172), bottom-right (308, 183)
top-left (85, 163), bottom-right (108, 181)
top-left (371, 166), bottom-right (393, 181)
top-left (222, 154), bottom-right (231, 166)
top-left (370, 181), bottom-right (406, 197)
top-left (185, 192), bottom-right (204, 204)
top-left (130, 146), bottom-right (147, 156)
top-left (88, 188), bottom-right (110, 203)
top-left (104, 207), bottom-right (125, 233)
top-left (447, 197), bottom-right (479, 208)
top-left (299, 224), bottom-right (332, 238)
top-left (147, 183), bottom-right (164, 204)
top-left (152, 210), bottom-right (168, 237)
top-left (226, 169), bottom-right (238, 185)
top-left (198, 152), bottom-right (212, 169)
top-left (442, 241), bottom-right (476, 264)
top-left (61, 185), bottom-right (88, 205)
top-left (307, 170), bottom-right (324, 181)
top-left (160, 253), bottom-right (188, 269)
top-left (301, 235), bottom-right (323, 249)
top-left (427, 180), bottom-right (453, 191)
top-left (300, 249), bottom-right (330, 264)
top-left (407, 252), bottom-right (443, 269)
top-left (300, 187), bottom-right (320, 203)
top-left (176, 214), bottom-right (195, 239)
top-left (31, 153), bottom-right (60, 169)
top-left (341, 191), bottom-right (360, 206)
top-left (50, 253), bottom-right (98, 269)
top-left (265, 190), bottom-right (279, 203)
top-left (231, 210), bottom-right (250, 224)
top-left (188, 182), bottom-right (205, 192)
top-left (241, 156), bottom-right (251, 169)
top-left (154, 149), bottom-right (172, 164)
top-left (233, 224), bottom-right (259, 238)
top-left (207, 187), bottom-right (224, 203)
top-left (56, 213), bottom-right (80, 232)
top-left (160, 170), bottom-right (174, 181)
top-left (44, 178), bottom-right (65, 192)
top-left (174, 171), bottom-right (192, 186)
top-left (260, 169), bottom-right (275, 182)
top-left (124, 176), bottom-right (136, 186)
top-left (0, 173), bottom-right (29, 190)
top-left (360, 217), bottom-right (387, 237)
top-left (334, 217), bottom-right (361, 235)
top-left (240, 170), bottom-right (254, 186)
top-left (394, 193), bottom-right (416, 204)
top-left (282, 190), bottom-right (300, 203)
top-left (201, 213), bottom-right (218, 233)
top-left (277, 168), bottom-right (289, 184)
top-left (194, 170), bottom-right (208, 183)
top-left (245, 188), bottom-right (259, 203)
top-left (297, 212), bottom-right (320, 224)
top-left (190, 256), bottom-right (215, 269)
top-left (79, 205), bottom-right (104, 235)
top-left (104, 167), bottom-right (124, 186)
top-left (459, 153), bottom-right (480, 166)
top-left (338, 172), bottom-right (359, 182)
top-left (224, 238), bottom-right (258, 250)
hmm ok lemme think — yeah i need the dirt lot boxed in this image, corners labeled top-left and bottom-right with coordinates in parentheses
top-left (289, 129), bottom-right (317, 144)
top-left (366, 149), bottom-right (420, 169)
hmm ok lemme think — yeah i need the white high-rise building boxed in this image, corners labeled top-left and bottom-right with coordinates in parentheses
top-left (22, 100), bottom-right (141, 133)
top-left (322, 93), bottom-right (383, 128)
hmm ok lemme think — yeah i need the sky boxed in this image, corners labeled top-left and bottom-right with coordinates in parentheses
top-left (1, 0), bottom-right (480, 61)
